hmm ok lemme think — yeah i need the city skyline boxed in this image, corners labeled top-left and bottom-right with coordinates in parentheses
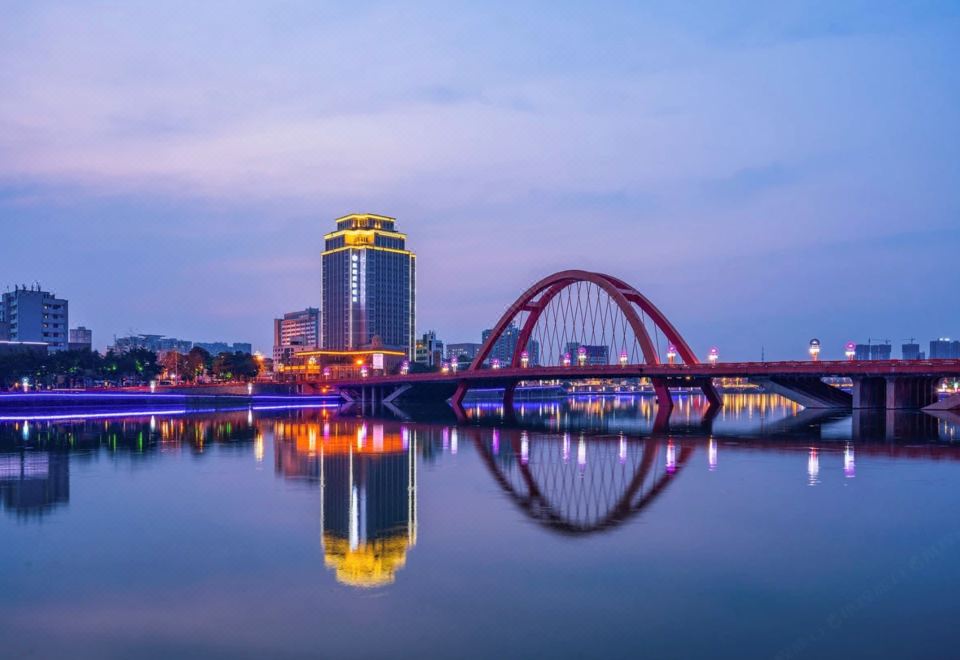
top-left (2, 2), bottom-right (958, 359)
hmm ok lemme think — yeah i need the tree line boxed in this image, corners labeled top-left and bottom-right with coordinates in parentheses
top-left (0, 346), bottom-right (261, 389)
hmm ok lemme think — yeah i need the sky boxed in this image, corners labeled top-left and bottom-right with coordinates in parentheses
top-left (1, 0), bottom-right (958, 359)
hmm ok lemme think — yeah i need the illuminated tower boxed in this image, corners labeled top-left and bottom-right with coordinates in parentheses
top-left (321, 214), bottom-right (416, 359)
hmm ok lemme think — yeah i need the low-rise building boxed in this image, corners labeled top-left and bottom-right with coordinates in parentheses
top-left (273, 307), bottom-right (321, 365)
top-left (415, 331), bottom-right (444, 368)
top-left (69, 327), bottom-right (93, 351)
top-left (1, 285), bottom-right (69, 352)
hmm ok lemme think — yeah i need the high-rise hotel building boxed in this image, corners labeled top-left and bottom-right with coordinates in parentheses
top-left (321, 214), bottom-right (416, 359)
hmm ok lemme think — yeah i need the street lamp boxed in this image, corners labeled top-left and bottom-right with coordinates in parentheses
top-left (400, 360), bottom-right (410, 376)
top-left (520, 350), bottom-right (529, 368)
top-left (577, 346), bottom-right (587, 367)
top-left (441, 361), bottom-right (450, 374)
top-left (450, 359), bottom-right (459, 373)
top-left (491, 358), bottom-right (501, 370)
top-left (808, 338), bottom-right (821, 361)
top-left (844, 342), bottom-right (856, 361)
top-left (562, 352), bottom-right (572, 367)
top-left (360, 365), bottom-right (369, 378)
top-left (666, 344), bottom-right (677, 365)
top-left (708, 347), bottom-right (719, 365)
top-left (619, 350), bottom-right (628, 368)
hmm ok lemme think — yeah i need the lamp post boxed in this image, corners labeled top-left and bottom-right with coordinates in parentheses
top-left (666, 344), bottom-right (677, 365)
top-left (708, 347), bottom-right (719, 365)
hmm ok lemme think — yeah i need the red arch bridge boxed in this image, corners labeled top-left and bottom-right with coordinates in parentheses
top-left (296, 270), bottom-right (960, 414)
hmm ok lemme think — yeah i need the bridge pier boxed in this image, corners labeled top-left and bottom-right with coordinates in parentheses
top-left (852, 376), bottom-right (938, 410)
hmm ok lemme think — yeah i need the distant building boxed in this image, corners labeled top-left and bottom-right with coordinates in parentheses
top-left (447, 342), bottom-right (482, 362)
top-left (112, 334), bottom-right (192, 355)
top-left (854, 343), bottom-right (892, 361)
top-left (415, 331), bottom-right (444, 368)
top-left (929, 338), bottom-right (960, 359)
top-left (68, 326), bottom-right (93, 351)
top-left (480, 324), bottom-right (540, 366)
top-left (564, 342), bottom-right (610, 366)
top-left (321, 213), bottom-right (416, 359)
top-left (110, 335), bottom-right (251, 356)
top-left (0, 285), bottom-right (69, 352)
top-left (901, 343), bottom-right (924, 360)
top-left (194, 341), bottom-right (253, 355)
top-left (273, 308), bottom-right (320, 365)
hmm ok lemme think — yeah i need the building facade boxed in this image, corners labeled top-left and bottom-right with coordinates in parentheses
top-left (447, 342), bottom-right (482, 362)
top-left (321, 214), bottom-right (416, 359)
top-left (854, 343), bottom-right (892, 361)
top-left (930, 338), bottom-right (960, 359)
top-left (273, 307), bottom-right (321, 365)
top-left (69, 327), bottom-right (93, 351)
top-left (1, 285), bottom-right (69, 352)
top-left (481, 324), bottom-right (540, 366)
top-left (414, 331), bottom-right (444, 368)
top-left (901, 342), bottom-right (924, 360)
top-left (564, 342), bottom-right (610, 366)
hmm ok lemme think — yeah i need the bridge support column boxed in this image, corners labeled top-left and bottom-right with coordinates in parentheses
top-left (694, 378), bottom-right (722, 409)
top-left (503, 383), bottom-right (517, 411)
top-left (650, 378), bottom-right (673, 413)
top-left (852, 377), bottom-right (886, 409)
top-left (885, 376), bottom-right (939, 410)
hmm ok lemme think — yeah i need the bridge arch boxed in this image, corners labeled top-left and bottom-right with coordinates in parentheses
top-left (453, 270), bottom-right (717, 410)
top-left (468, 270), bottom-right (699, 371)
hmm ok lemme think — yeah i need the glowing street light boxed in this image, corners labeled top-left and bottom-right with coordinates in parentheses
top-left (666, 344), bottom-right (677, 365)
top-left (400, 360), bottom-right (410, 375)
top-left (360, 365), bottom-right (369, 378)
top-left (619, 350), bottom-right (628, 368)
top-left (21, 377), bottom-right (30, 392)
top-left (520, 350), bottom-right (530, 368)
top-left (577, 346), bottom-right (588, 367)
top-left (844, 342), bottom-right (856, 361)
top-left (491, 358), bottom-right (501, 370)
top-left (149, 380), bottom-right (157, 394)
top-left (708, 347), bottom-right (719, 365)
top-left (441, 361), bottom-right (450, 374)
top-left (450, 359), bottom-right (458, 373)
top-left (809, 338), bottom-right (821, 361)
top-left (562, 352), bottom-right (572, 367)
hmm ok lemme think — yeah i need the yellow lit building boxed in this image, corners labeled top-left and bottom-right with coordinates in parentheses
top-left (321, 214), bottom-right (416, 360)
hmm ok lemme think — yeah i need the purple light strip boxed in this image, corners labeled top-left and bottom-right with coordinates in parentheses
top-left (0, 403), bottom-right (339, 422)
top-left (0, 393), bottom-right (338, 400)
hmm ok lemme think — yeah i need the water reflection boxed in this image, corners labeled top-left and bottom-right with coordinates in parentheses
top-left (0, 451), bottom-right (69, 518)
top-left (273, 419), bottom-right (418, 588)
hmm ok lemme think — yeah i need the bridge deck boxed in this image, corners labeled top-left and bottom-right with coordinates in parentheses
top-left (303, 359), bottom-right (960, 390)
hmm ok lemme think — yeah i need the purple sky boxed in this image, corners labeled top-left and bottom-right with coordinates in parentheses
top-left (2, 1), bottom-right (958, 359)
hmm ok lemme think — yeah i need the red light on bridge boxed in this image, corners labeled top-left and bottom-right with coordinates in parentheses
top-left (845, 342), bottom-right (856, 360)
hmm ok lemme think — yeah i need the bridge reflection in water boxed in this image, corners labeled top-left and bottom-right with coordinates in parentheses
top-left (273, 419), bottom-right (418, 588)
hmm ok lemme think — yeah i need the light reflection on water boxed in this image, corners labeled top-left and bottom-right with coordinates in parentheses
top-left (0, 394), bottom-right (959, 658)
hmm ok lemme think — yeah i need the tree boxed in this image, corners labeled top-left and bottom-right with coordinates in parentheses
top-left (185, 347), bottom-right (211, 382)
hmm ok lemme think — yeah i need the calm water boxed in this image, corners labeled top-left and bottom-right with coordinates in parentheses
top-left (1, 395), bottom-right (959, 659)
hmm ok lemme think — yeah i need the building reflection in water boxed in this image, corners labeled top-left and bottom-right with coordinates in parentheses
top-left (273, 419), bottom-right (417, 589)
top-left (0, 451), bottom-right (69, 519)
